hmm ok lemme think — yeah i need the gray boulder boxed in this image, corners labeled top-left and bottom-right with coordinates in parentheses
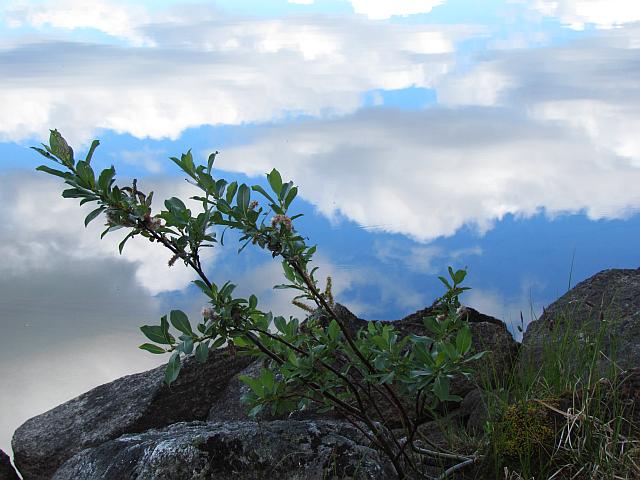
top-left (0, 450), bottom-right (19, 480)
top-left (12, 347), bottom-right (252, 480)
top-left (52, 420), bottom-right (396, 480)
top-left (520, 268), bottom-right (640, 373)
top-left (207, 360), bottom-right (262, 421)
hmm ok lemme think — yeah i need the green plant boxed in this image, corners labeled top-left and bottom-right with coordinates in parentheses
top-left (35, 129), bottom-right (486, 479)
top-left (480, 294), bottom-right (640, 479)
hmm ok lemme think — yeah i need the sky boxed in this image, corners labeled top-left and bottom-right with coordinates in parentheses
top-left (1, 0), bottom-right (640, 459)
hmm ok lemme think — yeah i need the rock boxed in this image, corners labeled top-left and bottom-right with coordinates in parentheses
top-left (0, 450), bottom-right (19, 480)
top-left (12, 347), bottom-right (253, 480)
top-left (208, 360), bottom-right (261, 421)
top-left (52, 420), bottom-right (396, 480)
top-left (459, 388), bottom-right (489, 434)
top-left (520, 268), bottom-right (640, 374)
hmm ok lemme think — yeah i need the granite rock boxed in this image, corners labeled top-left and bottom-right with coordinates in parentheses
top-left (0, 450), bottom-right (19, 480)
top-left (521, 268), bottom-right (640, 374)
top-left (12, 347), bottom-right (252, 480)
top-left (52, 420), bottom-right (396, 480)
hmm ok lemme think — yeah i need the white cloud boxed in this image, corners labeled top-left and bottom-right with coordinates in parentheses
top-left (531, 0), bottom-right (640, 29)
top-left (349, 0), bottom-right (445, 20)
top-left (0, 171), bottom-right (215, 294)
top-left (437, 62), bottom-right (514, 106)
top-left (0, 12), bottom-right (477, 145)
top-left (2, 0), bottom-right (152, 44)
top-left (436, 25), bottom-right (640, 163)
top-left (213, 106), bottom-right (640, 242)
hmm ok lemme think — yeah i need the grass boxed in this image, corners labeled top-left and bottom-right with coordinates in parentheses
top-left (311, 275), bottom-right (640, 479)
top-left (474, 289), bottom-right (640, 480)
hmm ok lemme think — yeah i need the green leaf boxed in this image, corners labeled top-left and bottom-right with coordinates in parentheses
top-left (31, 147), bottom-right (56, 161)
top-left (49, 129), bottom-right (74, 166)
top-left (140, 325), bottom-right (173, 345)
top-left (182, 150), bottom-right (195, 175)
top-left (442, 342), bottom-right (459, 360)
top-left (249, 294), bottom-right (258, 309)
top-left (239, 375), bottom-right (264, 396)
top-left (62, 188), bottom-right (90, 199)
top-left (100, 224), bottom-right (123, 239)
top-left (274, 316), bottom-right (287, 333)
top-left (179, 337), bottom-right (194, 355)
top-left (454, 268), bottom-right (467, 284)
top-left (465, 351), bottom-right (487, 363)
top-left (281, 260), bottom-right (296, 282)
top-left (98, 166), bottom-right (116, 191)
top-left (85, 140), bottom-right (100, 164)
top-left (248, 404), bottom-right (264, 417)
top-left (170, 310), bottom-right (193, 335)
top-left (165, 197), bottom-right (187, 212)
top-left (422, 316), bottom-right (442, 335)
top-left (278, 181), bottom-right (290, 201)
top-left (251, 185), bottom-right (276, 205)
top-left (438, 276), bottom-right (452, 289)
top-left (195, 341), bottom-right (210, 363)
top-left (118, 231), bottom-right (136, 254)
top-left (237, 184), bottom-right (250, 214)
top-left (267, 169), bottom-right (283, 197)
top-left (380, 372), bottom-right (395, 384)
top-left (456, 324), bottom-right (472, 354)
top-left (284, 186), bottom-right (297, 209)
top-left (164, 352), bottom-right (181, 385)
top-left (327, 319), bottom-right (340, 341)
top-left (84, 207), bottom-right (105, 227)
top-left (225, 181), bottom-right (238, 204)
top-left (433, 376), bottom-right (451, 402)
top-left (207, 151), bottom-right (217, 172)
top-left (367, 321), bottom-right (376, 335)
top-left (193, 279), bottom-right (215, 299)
top-left (139, 343), bottom-right (166, 354)
top-left (36, 165), bottom-right (70, 179)
top-left (160, 315), bottom-right (171, 341)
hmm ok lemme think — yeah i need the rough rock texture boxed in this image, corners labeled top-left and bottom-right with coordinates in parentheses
top-left (208, 360), bottom-right (262, 421)
top-left (520, 268), bottom-right (640, 372)
top-left (459, 388), bottom-right (489, 434)
top-left (52, 420), bottom-right (396, 480)
top-left (0, 450), bottom-right (19, 480)
top-left (12, 347), bottom-right (252, 480)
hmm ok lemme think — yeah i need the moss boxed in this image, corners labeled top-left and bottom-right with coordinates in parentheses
top-left (495, 399), bottom-right (557, 458)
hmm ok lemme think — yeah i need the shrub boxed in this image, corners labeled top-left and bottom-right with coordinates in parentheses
top-left (35, 129), bottom-right (486, 479)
